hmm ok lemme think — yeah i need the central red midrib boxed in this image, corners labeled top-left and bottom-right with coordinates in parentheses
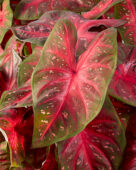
top-left (38, 75), bottom-right (74, 141)
top-left (80, 133), bottom-right (93, 170)
top-left (76, 33), bottom-right (104, 71)
top-left (15, 28), bottom-right (50, 37)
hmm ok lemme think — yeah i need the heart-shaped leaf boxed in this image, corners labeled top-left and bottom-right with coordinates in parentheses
top-left (82, 0), bottom-right (123, 19)
top-left (0, 0), bottom-right (13, 43)
top-left (32, 19), bottom-right (117, 147)
top-left (109, 48), bottom-right (136, 106)
top-left (12, 10), bottom-right (125, 57)
top-left (114, 0), bottom-right (136, 46)
top-left (14, 0), bottom-right (97, 20)
top-left (58, 97), bottom-right (126, 170)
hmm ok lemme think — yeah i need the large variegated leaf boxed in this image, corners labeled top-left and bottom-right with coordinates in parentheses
top-left (109, 48), bottom-right (136, 106)
top-left (12, 10), bottom-right (125, 58)
top-left (32, 19), bottom-right (117, 147)
top-left (0, 0), bottom-right (13, 43)
top-left (115, 0), bottom-right (136, 46)
top-left (58, 98), bottom-right (126, 170)
top-left (82, 0), bottom-right (123, 19)
top-left (0, 47), bottom-right (42, 111)
top-left (14, 0), bottom-right (97, 20)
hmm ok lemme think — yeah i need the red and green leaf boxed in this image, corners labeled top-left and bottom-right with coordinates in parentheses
top-left (117, 42), bottom-right (133, 65)
top-left (109, 48), bottom-right (136, 106)
top-left (14, 0), bottom-right (97, 20)
top-left (0, 37), bottom-right (22, 94)
top-left (32, 19), bottom-right (117, 147)
top-left (41, 145), bottom-right (58, 170)
top-left (58, 97), bottom-right (126, 170)
top-left (0, 47), bottom-right (42, 111)
top-left (0, 141), bottom-right (10, 169)
top-left (0, 86), bottom-right (32, 111)
top-left (0, 0), bottom-right (13, 43)
top-left (0, 107), bottom-right (34, 167)
top-left (122, 139), bottom-right (136, 170)
top-left (18, 46), bottom-right (42, 87)
top-left (115, 0), bottom-right (136, 46)
top-left (12, 10), bottom-right (125, 58)
top-left (109, 96), bottom-right (135, 128)
top-left (82, 0), bottom-right (123, 19)
top-left (121, 111), bottom-right (136, 169)
top-left (23, 146), bottom-right (48, 169)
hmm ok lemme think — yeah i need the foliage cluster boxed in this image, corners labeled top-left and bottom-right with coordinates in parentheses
top-left (0, 0), bottom-right (136, 169)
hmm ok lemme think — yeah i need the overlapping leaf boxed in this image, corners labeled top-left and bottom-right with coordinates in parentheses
top-left (0, 107), bottom-right (34, 167)
top-left (58, 98), bottom-right (126, 170)
top-left (115, 0), bottom-right (136, 46)
top-left (12, 10), bottom-right (126, 57)
top-left (0, 0), bottom-right (13, 43)
top-left (14, 0), bottom-right (98, 20)
top-left (117, 42), bottom-right (133, 65)
top-left (23, 146), bottom-right (48, 169)
top-left (109, 96), bottom-right (135, 128)
top-left (32, 19), bottom-right (117, 147)
top-left (0, 37), bottom-right (22, 95)
top-left (0, 47), bottom-right (42, 111)
top-left (109, 48), bottom-right (136, 106)
top-left (0, 141), bottom-right (10, 169)
top-left (121, 112), bottom-right (136, 170)
top-left (82, 0), bottom-right (123, 19)
top-left (41, 145), bottom-right (58, 170)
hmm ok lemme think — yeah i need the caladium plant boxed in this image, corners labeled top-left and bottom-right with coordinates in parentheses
top-left (0, 0), bottom-right (136, 169)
